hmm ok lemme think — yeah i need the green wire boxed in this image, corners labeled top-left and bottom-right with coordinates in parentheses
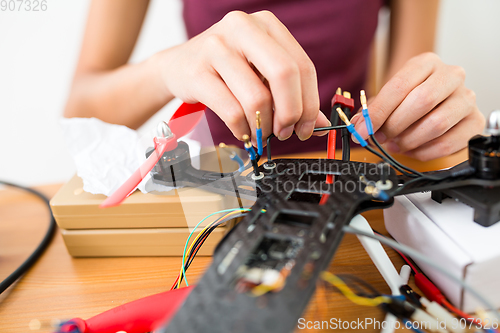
top-left (181, 208), bottom-right (251, 286)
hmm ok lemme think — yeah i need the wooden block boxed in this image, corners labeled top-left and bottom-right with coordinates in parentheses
top-left (60, 227), bottom-right (226, 257)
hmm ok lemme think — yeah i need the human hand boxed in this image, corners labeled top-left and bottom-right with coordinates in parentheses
top-left (351, 53), bottom-right (485, 161)
top-left (155, 10), bottom-right (330, 144)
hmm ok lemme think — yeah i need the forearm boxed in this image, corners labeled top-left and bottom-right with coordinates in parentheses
top-left (64, 55), bottom-right (173, 129)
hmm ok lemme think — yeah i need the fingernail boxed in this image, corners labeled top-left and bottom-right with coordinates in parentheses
top-left (251, 137), bottom-right (257, 147)
top-left (386, 141), bottom-right (400, 153)
top-left (278, 125), bottom-right (294, 141)
top-left (298, 121), bottom-right (315, 141)
top-left (351, 134), bottom-right (360, 144)
top-left (374, 131), bottom-right (387, 144)
top-left (350, 114), bottom-right (361, 125)
top-left (313, 120), bottom-right (331, 137)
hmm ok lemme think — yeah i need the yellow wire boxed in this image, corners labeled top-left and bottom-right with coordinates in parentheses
top-left (321, 272), bottom-right (391, 307)
top-left (176, 210), bottom-right (245, 288)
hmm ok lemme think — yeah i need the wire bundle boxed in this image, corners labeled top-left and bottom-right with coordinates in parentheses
top-left (171, 208), bottom-right (252, 290)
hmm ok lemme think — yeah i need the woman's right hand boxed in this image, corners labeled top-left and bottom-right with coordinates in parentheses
top-left (154, 10), bottom-right (330, 144)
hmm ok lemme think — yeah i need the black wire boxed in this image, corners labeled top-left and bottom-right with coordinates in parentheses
top-left (266, 134), bottom-right (275, 163)
top-left (264, 125), bottom-right (348, 164)
top-left (341, 106), bottom-right (352, 161)
top-left (364, 146), bottom-right (417, 177)
top-left (335, 273), bottom-right (382, 297)
top-left (0, 180), bottom-right (57, 295)
top-left (369, 134), bottom-right (437, 179)
top-left (312, 125), bottom-right (347, 132)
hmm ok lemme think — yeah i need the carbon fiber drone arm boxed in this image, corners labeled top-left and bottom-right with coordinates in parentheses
top-left (159, 158), bottom-right (398, 333)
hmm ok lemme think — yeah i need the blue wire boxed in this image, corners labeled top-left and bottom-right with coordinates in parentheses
top-left (346, 124), bottom-right (368, 147)
top-left (362, 107), bottom-right (374, 136)
top-left (244, 144), bottom-right (257, 161)
top-left (230, 154), bottom-right (245, 172)
top-left (256, 128), bottom-right (263, 156)
top-left (377, 190), bottom-right (390, 201)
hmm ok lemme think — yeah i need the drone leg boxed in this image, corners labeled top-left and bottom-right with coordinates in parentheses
top-left (349, 215), bottom-right (412, 333)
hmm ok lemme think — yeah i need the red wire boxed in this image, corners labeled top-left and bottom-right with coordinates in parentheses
top-left (393, 247), bottom-right (419, 273)
top-left (320, 130), bottom-right (336, 205)
top-left (325, 129), bottom-right (336, 182)
top-left (441, 299), bottom-right (483, 326)
top-left (381, 232), bottom-right (488, 327)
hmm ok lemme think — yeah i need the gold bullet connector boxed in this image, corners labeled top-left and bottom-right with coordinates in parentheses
top-left (336, 107), bottom-right (351, 126)
top-left (360, 90), bottom-right (368, 109)
top-left (256, 111), bottom-right (261, 129)
top-left (242, 134), bottom-right (252, 149)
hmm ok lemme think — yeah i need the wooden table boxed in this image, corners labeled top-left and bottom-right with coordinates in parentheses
top-left (0, 148), bottom-right (467, 333)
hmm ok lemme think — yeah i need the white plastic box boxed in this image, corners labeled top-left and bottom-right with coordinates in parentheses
top-left (384, 192), bottom-right (500, 313)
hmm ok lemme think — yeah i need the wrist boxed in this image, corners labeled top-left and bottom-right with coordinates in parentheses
top-left (147, 50), bottom-right (175, 106)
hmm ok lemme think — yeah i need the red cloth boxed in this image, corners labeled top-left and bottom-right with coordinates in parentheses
top-left (183, 0), bottom-right (383, 154)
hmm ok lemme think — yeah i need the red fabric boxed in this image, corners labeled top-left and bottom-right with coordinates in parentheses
top-left (182, 0), bottom-right (383, 154)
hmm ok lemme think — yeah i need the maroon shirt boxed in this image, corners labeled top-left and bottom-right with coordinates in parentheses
top-left (183, 0), bottom-right (383, 154)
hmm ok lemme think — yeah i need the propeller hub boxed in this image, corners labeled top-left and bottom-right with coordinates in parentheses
top-left (487, 110), bottom-right (500, 136)
top-left (157, 121), bottom-right (173, 139)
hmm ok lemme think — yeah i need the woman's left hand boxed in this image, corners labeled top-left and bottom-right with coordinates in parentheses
top-left (351, 52), bottom-right (485, 161)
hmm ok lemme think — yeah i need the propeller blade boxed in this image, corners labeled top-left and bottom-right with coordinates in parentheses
top-left (100, 137), bottom-right (177, 208)
top-left (100, 102), bottom-right (204, 208)
top-left (169, 102), bottom-right (206, 138)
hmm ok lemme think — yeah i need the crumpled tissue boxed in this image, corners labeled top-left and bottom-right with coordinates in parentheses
top-left (60, 117), bottom-right (200, 196)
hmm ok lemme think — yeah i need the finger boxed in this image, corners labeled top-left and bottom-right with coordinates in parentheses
top-left (252, 11), bottom-right (320, 140)
top-left (378, 64), bottom-right (465, 141)
top-left (193, 71), bottom-right (251, 141)
top-left (355, 52), bottom-right (441, 139)
top-left (208, 37), bottom-right (273, 144)
top-left (311, 111), bottom-right (331, 137)
top-left (223, 11), bottom-right (302, 140)
top-left (403, 111), bottom-right (485, 161)
top-left (387, 86), bottom-right (475, 153)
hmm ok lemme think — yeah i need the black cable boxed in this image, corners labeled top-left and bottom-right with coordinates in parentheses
top-left (369, 135), bottom-right (430, 179)
top-left (334, 273), bottom-right (382, 298)
top-left (312, 125), bottom-right (347, 132)
top-left (0, 180), bottom-right (57, 295)
top-left (341, 106), bottom-right (352, 161)
top-left (365, 146), bottom-right (417, 177)
top-left (264, 125), bottom-right (347, 165)
top-left (266, 134), bottom-right (275, 164)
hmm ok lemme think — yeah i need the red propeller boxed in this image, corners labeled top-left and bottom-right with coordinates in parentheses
top-left (100, 102), bottom-right (206, 208)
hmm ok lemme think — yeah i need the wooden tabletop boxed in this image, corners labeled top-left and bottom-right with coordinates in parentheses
top-left (0, 148), bottom-right (468, 333)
